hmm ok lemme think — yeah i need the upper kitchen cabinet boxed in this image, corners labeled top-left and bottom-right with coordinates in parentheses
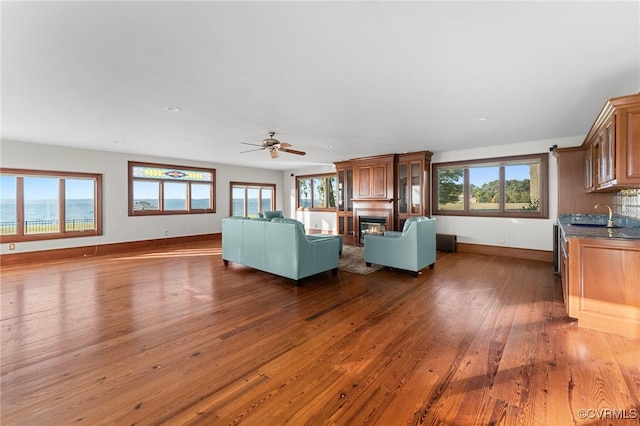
top-left (583, 93), bottom-right (640, 191)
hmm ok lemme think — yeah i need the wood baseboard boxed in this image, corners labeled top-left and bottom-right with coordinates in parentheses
top-left (1, 234), bottom-right (221, 267)
top-left (2, 236), bottom-right (552, 267)
top-left (456, 242), bottom-right (553, 263)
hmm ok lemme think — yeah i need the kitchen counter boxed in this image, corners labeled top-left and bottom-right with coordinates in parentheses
top-left (558, 214), bottom-right (640, 240)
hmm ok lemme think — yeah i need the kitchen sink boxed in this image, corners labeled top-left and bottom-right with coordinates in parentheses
top-left (569, 223), bottom-right (621, 228)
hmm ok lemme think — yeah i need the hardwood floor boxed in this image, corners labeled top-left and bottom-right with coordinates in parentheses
top-left (1, 241), bottom-right (639, 425)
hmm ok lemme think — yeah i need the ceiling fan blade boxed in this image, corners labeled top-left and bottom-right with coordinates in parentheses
top-left (279, 147), bottom-right (306, 156)
top-left (270, 149), bottom-right (279, 159)
top-left (241, 142), bottom-right (264, 147)
top-left (240, 147), bottom-right (265, 153)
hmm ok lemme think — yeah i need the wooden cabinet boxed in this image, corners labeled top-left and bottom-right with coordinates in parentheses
top-left (619, 103), bottom-right (640, 183)
top-left (554, 147), bottom-right (611, 214)
top-left (586, 109), bottom-right (616, 190)
top-left (352, 155), bottom-right (395, 200)
top-left (335, 161), bottom-right (354, 243)
top-left (559, 228), bottom-right (569, 314)
top-left (396, 151), bottom-right (433, 229)
top-left (561, 230), bottom-right (640, 339)
top-left (584, 143), bottom-right (594, 190)
top-left (583, 93), bottom-right (640, 191)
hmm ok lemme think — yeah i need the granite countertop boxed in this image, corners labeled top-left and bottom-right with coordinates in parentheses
top-left (558, 214), bottom-right (640, 240)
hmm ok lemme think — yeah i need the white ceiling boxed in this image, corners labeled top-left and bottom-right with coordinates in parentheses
top-left (2, 1), bottom-right (639, 170)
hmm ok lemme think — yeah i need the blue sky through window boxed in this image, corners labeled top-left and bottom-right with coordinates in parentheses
top-left (471, 164), bottom-right (531, 185)
top-left (1, 176), bottom-right (94, 199)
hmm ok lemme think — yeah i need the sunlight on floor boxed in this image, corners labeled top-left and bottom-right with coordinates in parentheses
top-left (113, 247), bottom-right (222, 260)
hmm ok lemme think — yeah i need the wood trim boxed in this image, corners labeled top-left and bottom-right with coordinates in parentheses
top-left (307, 228), bottom-right (337, 235)
top-left (456, 242), bottom-right (553, 263)
top-left (432, 153), bottom-right (550, 219)
top-left (0, 169), bottom-right (104, 243)
top-left (0, 233), bottom-right (221, 267)
top-left (127, 161), bottom-right (216, 216)
top-left (229, 181), bottom-right (277, 217)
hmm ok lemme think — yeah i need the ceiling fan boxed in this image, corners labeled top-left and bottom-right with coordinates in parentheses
top-left (240, 132), bottom-right (306, 159)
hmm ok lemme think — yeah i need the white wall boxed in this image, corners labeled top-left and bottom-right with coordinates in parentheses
top-left (432, 136), bottom-right (582, 251)
top-left (3, 134), bottom-right (585, 255)
top-left (0, 139), bottom-right (284, 254)
top-left (282, 135), bottom-right (584, 251)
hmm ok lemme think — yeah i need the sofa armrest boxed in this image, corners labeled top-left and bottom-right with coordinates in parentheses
top-left (382, 231), bottom-right (402, 238)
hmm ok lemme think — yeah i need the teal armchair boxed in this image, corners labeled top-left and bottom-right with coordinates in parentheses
top-left (363, 216), bottom-right (436, 276)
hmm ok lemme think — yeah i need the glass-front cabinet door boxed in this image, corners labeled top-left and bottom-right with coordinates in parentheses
top-left (335, 163), bottom-right (354, 242)
top-left (396, 151), bottom-right (432, 229)
top-left (398, 163), bottom-right (408, 215)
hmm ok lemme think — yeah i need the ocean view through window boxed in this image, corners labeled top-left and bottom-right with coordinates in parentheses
top-left (230, 182), bottom-right (275, 217)
top-left (0, 168), bottom-right (102, 242)
top-left (128, 161), bottom-right (215, 216)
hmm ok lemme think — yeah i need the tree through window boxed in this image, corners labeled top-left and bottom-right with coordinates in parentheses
top-left (433, 153), bottom-right (548, 218)
top-left (296, 174), bottom-right (337, 210)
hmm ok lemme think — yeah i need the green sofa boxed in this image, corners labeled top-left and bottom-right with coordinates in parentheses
top-left (364, 216), bottom-right (436, 277)
top-left (222, 216), bottom-right (340, 285)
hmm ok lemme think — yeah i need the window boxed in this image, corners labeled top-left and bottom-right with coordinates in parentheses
top-left (128, 161), bottom-right (215, 216)
top-left (230, 182), bottom-right (275, 217)
top-left (0, 168), bottom-right (102, 242)
top-left (297, 174), bottom-right (337, 210)
top-left (433, 153), bottom-right (548, 218)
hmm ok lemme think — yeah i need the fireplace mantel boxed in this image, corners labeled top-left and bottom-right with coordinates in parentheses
top-left (352, 198), bottom-right (393, 203)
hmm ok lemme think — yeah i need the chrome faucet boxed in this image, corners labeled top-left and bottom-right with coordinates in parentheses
top-left (594, 204), bottom-right (614, 227)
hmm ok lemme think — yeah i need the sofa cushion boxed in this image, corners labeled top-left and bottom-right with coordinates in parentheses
top-left (263, 210), bottom-right (285, 219)
top-left (271, 217), bottom-right (305, 233)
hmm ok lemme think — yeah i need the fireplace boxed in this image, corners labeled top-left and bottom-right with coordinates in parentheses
top-left (359, 216), bottom-right (387, 244)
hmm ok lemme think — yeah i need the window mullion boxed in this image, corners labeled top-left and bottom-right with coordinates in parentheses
top-left (60, 178), bottom-right (66, 234)
top-left (16, 176), bottom-right (24, 237)
top-left (463, 168), bottom-right (470, 212)
top-left (187, 183), bottom-right (192, 211)
top-left (325, 177), bottom-right (330, 208)
top-left (159, 181), bottom-right (164, 212)
top-left (244, 187), bottom-right (249, 217)
top-left (499, 166), bottom-right (506, 214)
top-left (310, 179), bottom-right (315, 209)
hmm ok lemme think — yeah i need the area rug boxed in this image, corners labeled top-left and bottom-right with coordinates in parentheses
top-left (338, 245), bottom-right (383, 275)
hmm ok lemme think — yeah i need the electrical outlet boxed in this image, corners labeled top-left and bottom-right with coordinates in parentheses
top-left (9, 243), bottom-right (16, 250)
top-left (165, 230), bottom-right (169, 236)
top-left (499, 237), bottom-right (506, 244)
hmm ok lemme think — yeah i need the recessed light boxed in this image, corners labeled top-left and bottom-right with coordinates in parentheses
top-left (473, 117), bottom-right (488, 122)
top-left (324, 145), bottom-right (335, 149)
top-left (165, 106), bottom-right (182, 112)
top-left (114, 140), bottom-right (125, 144)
